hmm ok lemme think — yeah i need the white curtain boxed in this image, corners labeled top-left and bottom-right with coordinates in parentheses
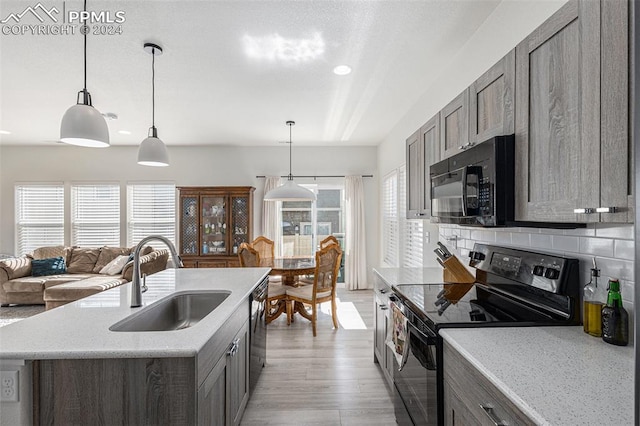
top-left (345, 176), bottom-right (368, 290)
top-left (262, 177), bottom-right (282, 256)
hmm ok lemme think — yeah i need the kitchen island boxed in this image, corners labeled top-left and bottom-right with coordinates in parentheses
top-left (0, 267), bottom-right (270, 425)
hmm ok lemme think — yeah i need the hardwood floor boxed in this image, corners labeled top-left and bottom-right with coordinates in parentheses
top-left (241, 287), bottom-right (397, 425)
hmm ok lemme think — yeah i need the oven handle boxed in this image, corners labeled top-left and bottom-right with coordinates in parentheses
top-left (461, 166), bottom-right (468, 217)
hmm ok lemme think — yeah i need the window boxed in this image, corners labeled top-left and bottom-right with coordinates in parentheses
top-left (382, 166), bottom-right (423, 268)
top-left (382, 171), bottom-right (398, 266)
top-left (15, 184), bottom-right (64, 255)
top-left (127, 184), bottom-right (176, 248)
top-left (279, 185), bottom-right (344, 258)
top-left (71, 184), bottom-right (120, 247)
top-left (399, 166), bottom-right (423, 267)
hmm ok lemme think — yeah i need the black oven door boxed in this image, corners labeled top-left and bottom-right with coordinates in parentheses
top-left (431, 165), bottom-right (482, 222)
top-left (394, 320), bottom-right (439, 426)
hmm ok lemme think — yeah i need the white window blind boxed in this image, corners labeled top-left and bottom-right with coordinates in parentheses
top-left (399, 166), bottom-right (423, 267)
top-left (382, 171), bottom-right (398, 267)
top-left (127, 184), bottom-right (176, 248)
top-left (15, 185), bottom-right (64, 255)
top-left (71, 184), bottom-right (120, 247)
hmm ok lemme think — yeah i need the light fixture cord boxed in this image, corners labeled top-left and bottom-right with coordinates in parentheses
top-left (289, 122), bottom-right (292, 180)
top-left (83, 0), bottom-right (87, 91)
top-left (152, 47), bottom-right (155, 128)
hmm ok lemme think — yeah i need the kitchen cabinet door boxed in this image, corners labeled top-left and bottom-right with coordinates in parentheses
top-left (198, 354), bottom-right (228, 426)
top-left (514, 0), bottom-right (601, 222)
top-left (599, 0), bottom-right (631, 222)
top-left (406, 114), bottom-right (440, 219)
top-left (228, 320), bottom-right (249, 426)
top-left (406, 129), bottom-right (422, 219)
top-left (440, 89), bottom-right (469, 160)
top-left (469, 49), bottom-right (515, 144)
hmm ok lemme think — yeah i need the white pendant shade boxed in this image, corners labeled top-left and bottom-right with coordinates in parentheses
top-left (137, 135), bottom-right (169, 167)
top-left (60, 104), bottom-right (110, 148)
top-left (264, 179), bottom-right (316, 201)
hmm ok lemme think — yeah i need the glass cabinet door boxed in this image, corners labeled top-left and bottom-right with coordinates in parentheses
top-left (201, 195), bottom-right (226, 255)
top-left (181, 196), bottom-right (198, 255)
top-left (231, 196), bottom-right (250, 255)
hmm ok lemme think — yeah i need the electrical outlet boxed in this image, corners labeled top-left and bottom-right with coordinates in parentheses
top-left (0, 370), bottom-right (19, 402)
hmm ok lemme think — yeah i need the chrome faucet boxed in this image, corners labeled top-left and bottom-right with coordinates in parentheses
top-left (131, 235), bottom-right (183, 308)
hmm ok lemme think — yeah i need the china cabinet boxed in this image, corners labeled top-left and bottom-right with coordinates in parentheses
top-left (178, 186), bottom-right (255, 268)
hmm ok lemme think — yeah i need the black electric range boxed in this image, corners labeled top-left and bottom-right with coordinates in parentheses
top-left (389, 244), bottom-right (581, 426)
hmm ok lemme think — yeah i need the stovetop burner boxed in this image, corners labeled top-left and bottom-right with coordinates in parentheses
top-left (391, 244), bottom-right (581, 331)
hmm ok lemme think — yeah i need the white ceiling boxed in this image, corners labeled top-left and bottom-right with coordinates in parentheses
top-left (0, 0), bottom-right (502, 147)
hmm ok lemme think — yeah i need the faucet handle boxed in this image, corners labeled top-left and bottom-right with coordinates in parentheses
top-left (141, 273), bottom-right (148, 293)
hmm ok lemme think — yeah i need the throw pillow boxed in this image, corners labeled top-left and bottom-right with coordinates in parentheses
top-left (99, 255), bottom-right (130, 275)
top-left (66, 247), bottom-right (101, 274)
top-left (31, 256), bottom-right (66, 277)
top-left (93, 246), bottom-right (132, 273)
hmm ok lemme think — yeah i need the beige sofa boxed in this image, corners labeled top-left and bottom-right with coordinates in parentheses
top-left (0, 245), bottom-right (169, 310)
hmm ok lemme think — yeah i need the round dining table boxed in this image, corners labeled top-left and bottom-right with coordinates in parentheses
top-left (260, 257), bottom-right (315, 287)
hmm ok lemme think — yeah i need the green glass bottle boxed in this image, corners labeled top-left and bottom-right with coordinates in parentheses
top-left (601, 279), bottom-right (629, 346)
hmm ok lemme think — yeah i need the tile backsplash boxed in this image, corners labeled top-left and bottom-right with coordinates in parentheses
top-left (438, 224), bottom-right (635, 310)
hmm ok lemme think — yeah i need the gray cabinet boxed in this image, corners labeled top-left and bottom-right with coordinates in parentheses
top-left (440, 89), bottom-right (469, 159)
top-left (198, 319), bottom-right (250, 426)
top-left (406, 129), bottom-right (422, 218)
top-left (443, 340), bottom-right (535, 426)
top-left (406, 114), bottom-right (440, 219)
top-left (373, 278), bottom-right (394, 387)
top-left (469, 49), bottom-right (515, 144)
top-left (514, 0), bottom-right (631, 223)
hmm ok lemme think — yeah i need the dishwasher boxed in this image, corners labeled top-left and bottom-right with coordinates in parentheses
top-left (249, 276), bottom-right (268, 394)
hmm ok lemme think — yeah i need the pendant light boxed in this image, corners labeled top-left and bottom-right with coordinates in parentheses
top-left (137, 42), bottom-right (169, 167)
top-left (60, 0), bottom-right (109, 147)
top-left (264, 121), bottom-right (316, 201)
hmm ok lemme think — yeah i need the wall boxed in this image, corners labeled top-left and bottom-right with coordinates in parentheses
top-left (0, 144), bottom-right (379, 285)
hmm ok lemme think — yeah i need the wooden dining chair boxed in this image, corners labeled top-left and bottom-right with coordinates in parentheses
top-left (238, 242), bottom-right (286, 324)
top-left (251, 236), bottom-right (275, 260)
top-left (285, 244), bottom-right (342, 336)
top-left (320, 235), bottom-right (339, 249)
top-left (298, 236), bottom-right (341, 285)
top-left (251, 236), bottom-right (282, 283)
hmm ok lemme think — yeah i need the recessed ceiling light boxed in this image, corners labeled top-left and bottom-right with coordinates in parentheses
top-left (333, 65), bottom-right (352, 76)
top-left (118, 130), bottom-right (132, 135)
top-left (0, 130), bottom-right (11, 135)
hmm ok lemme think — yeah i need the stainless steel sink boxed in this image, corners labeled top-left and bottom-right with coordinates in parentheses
top-left (110, 291), bottom-right (231, 332)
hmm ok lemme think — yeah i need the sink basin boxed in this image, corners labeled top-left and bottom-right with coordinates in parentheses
top-left (110, 291), bottom-right (231, 332)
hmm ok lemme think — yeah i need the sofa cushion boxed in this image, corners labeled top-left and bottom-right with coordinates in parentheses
top-left (0, 257), bottom-right (32, 279)
top-left (66, 248), bottom-right (100, 273)
top-left (93, 247), bottom-right (132, 273)
top-left (32, 246), bottom-right (72, 264)
top-left (31, 256), bottom-right (66, 277)
top-left (99, 255), bottom-right (129, 275)
top-left (41, 274), bottom-right (98, 289)
top-left (3, 277), bottom-right (46, 293)
top-left (44, 276), bottom-right (128, 303)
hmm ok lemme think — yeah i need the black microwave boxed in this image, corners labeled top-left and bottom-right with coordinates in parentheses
top-left (430, 135), bottom-right (514, 226)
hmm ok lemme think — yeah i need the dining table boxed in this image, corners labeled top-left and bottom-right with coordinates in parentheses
top-left (259, 256), bottom-right (316, 323)
top-left (260, 257), bottom-right (315, 287)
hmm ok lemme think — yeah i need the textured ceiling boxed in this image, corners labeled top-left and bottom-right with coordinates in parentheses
top-left (0, 0), bottom-right (501, 147)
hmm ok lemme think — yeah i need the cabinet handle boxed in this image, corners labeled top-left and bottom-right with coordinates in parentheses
top-left (596, 207), bottom-right (618, 213)
top-left (479, 404), bottom-right (507, 426)
top-left (573, 208), bottom-right (595, 214)
top-left (380, 305), bottom-right (389, 310)
top-left (415, 213), bottom-right (426, 217)
top-left (227, 338), bottom-right (240, 357)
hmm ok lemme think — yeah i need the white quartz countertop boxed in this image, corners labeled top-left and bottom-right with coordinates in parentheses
top-left (373, 267), bottom-right (447, 286)
top-left (0, 267), bottom-right (270, 360)
top-left (440, 327), bottom-right (634, 426)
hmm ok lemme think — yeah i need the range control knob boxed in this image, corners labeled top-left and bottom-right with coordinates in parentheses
top-left (544, 268), bottom-right (560, 280)
top-left (533, 265), bottom-right (545, 276)
top-left (473, 251), bottom-right (486, 261)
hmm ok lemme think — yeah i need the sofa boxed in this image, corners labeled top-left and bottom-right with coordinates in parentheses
top-left (0, 245), bottom-right (169, 310)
